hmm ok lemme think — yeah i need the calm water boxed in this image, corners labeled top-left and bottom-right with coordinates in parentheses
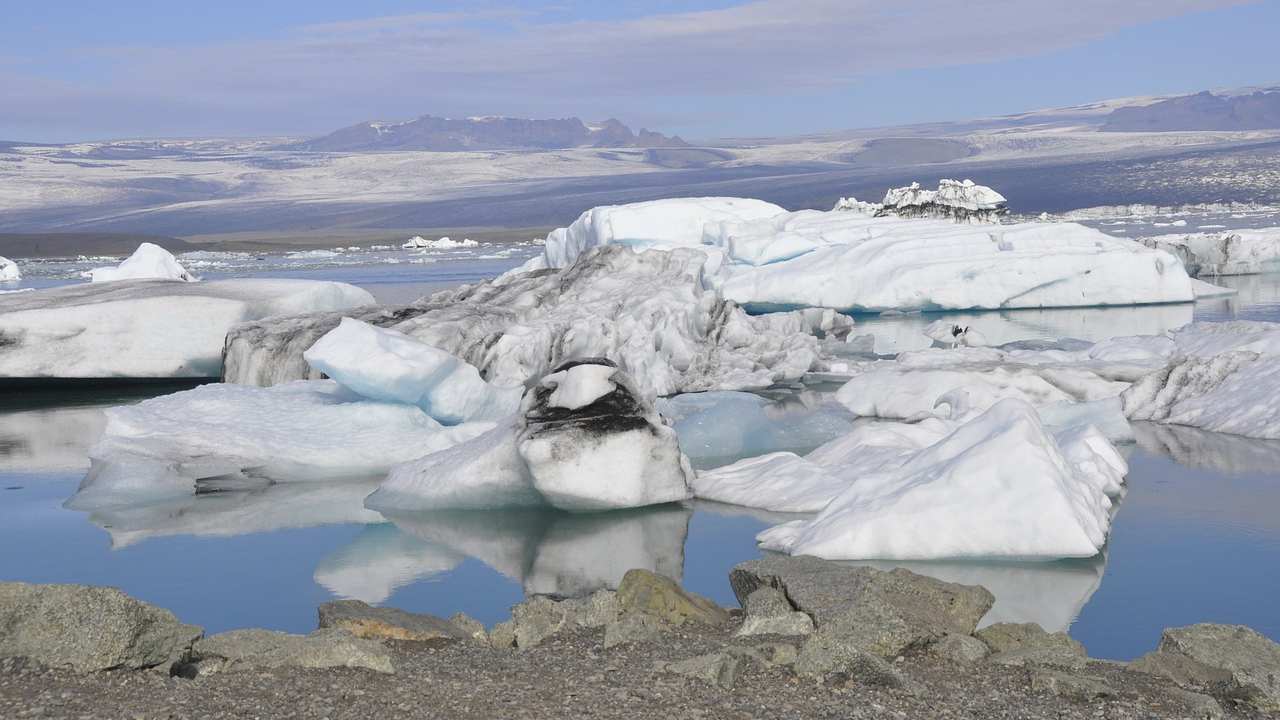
top-left (2, 262), bottom-right (1279, 661)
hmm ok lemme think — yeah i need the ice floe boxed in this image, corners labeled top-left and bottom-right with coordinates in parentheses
top-left (524, 189), bottom-right (1199, 313)
top-left (1140, 228), bottom-right (1280, 277)
top-left (225, 245), bottom-right (849, 397)
top-left (68, 380), bottom-right (495, 509)
top-left (367, 359), bottom-right (693, 513)
top-left (0, 256), bottom-right (19, 282)
top-left (0, 279), bottom-right (375, 379)
top-left (1122, 351), bottom-right (1280, 439)
top-left (756, 399), bottom-right (1119, 560)
top-left (304, 318), bottom-right (521, 424)
top-left (402, 235), bottom-right (479, 250)
top-left (84, 243), bottom-right (197, 283)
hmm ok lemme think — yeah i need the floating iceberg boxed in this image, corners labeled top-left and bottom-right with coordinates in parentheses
top-left (876, 179), bottom-right (1008, 224)
top-left (1140, 229), bottom-right (1280, 277)
top-left (224, 245), bottom-right (848, 397)
top-left (304, 318), bottom-right (521, 424)
top-left (402, 235), bottom-right (479, 250)
top-left (84, 243), bottom-right (197, 283)
top-left (0, 279), bottom-right (375, 379)
top-left (757, 400), bottom-right (1120, 560)
top-left (68, 380), bottom-right (494, 509)
top-left (367, 359), bottom-right (693, 513)
top-left (1123, 351), bottom-right (1280, 439)
top-left (0, 256), bottom-right (19, 282)
top-left (524, 190), bottom-right (1198, 313)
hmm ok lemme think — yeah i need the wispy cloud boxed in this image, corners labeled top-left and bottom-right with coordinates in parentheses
top-left (0, 0), bottom-right (1255, 139)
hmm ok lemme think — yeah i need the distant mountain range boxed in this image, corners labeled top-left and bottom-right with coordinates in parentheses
top-left (1103, 90), bottom-right (1280, 132)
top-left (282, 115), bottom-right (688, 152)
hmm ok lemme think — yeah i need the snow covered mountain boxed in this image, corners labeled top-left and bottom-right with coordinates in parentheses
top-left (1103, 89), bottom-right (1280, 132)
top-left (283, 115), bottom-right (688, 152)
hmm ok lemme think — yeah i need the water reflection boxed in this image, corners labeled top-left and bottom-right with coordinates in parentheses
top-left (315, 523), bottom-right (464, 604)
top-left (1133, 422), bottom-right (1280, 476)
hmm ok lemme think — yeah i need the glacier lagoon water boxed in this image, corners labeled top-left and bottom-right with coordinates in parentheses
top-left (2, 254), bottom-right (1279, 661)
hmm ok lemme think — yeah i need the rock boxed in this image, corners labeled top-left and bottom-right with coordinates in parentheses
top-left (727, 642), bottom-right (798, 668)
top-left (603, 612), bottom-right (664, 650)
top-left (1163, 687), bottom-right (1225, 720)
top-left (505, 590), bottom-right (620, 649)
top-left (1131, 623), bottom-right (1280, 712)
top-left (189, 628), bottom-right (394, 675)
top-left (560, 590), bottom-right (621, 629)
top-left (1030, 669), bottom-right (1116, 702)
top-left (664, 651), bottom-right (744, 689)
top-left (729, 557), bottom-right (993, 657)
top-left (793, 633), bottom-right (921, 693)
top-left (979, 623), bottom-right (1088, 670)
top-left (449, 613), bottom-right (488, 644)
top-left (488, 621), bottom-right (517, 650)
top-left (616, 569), bottom-right (729, 627)
top-left (317, 600), bottom-right (466, 643)
top-left (0, 582), bottom-right (203, 673)
top-left (932, 634), bottom-right (990, 664)
top-left (735, 587), bottom-right (813, 638)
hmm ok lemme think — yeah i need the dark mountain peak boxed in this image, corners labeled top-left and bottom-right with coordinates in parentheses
top-left (1103, 89), bottom-right (1280, 132)
top-left (283, 115), bottom-right (687, 152)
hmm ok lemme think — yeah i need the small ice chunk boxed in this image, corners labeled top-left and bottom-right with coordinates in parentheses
top-left (544, 364), bottom-right (618, 410)
top-left (85, 243), bottom-right (196, 283)
top-left (0, 256), bottom-right (19, 282)
top-left (304, 317), bottom-right (521, 424)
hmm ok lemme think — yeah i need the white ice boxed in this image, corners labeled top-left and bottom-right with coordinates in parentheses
top-left (0, 279), bottom-right (375, 378)
top-left (0, 256), bottom-right (19, 282)
top-left (756, 399), bottom-right (1118, 560)
top-left (84, 243), bottom-right (197, 283)
top-left (1123, 350), bottom-right (1280, 439)
top-left (1140, 228), bottom-right (1280, 276)
top-left (402, 235), bottom-right (480, 249)
top-left (304, 317), bottom-right (521, 424)
top-left (68, 380), bottom-right (495, 509)
top-left (544, 363), bottom-right (617, 410)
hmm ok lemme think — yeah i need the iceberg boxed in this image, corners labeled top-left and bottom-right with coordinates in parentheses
top-left (757, 399), bottom-right (1119, 560)
top-left (367, 360), bottom-right (693, 513)
top-left (526, 189), bottom-right (1198, 313)
top-left (304, 318), bottom-right (521, 424)
top-left (401, 235), bottom-right (479, 250)
top-left (68, 380), bottom-right (495, 509)
top-left (876, 179), bottom-right (1008, 223)
top-left (84, 243), bottom-right (197, 283)
top-left (0, 256), bottom-right (19, 282)
top-left (224, 245), bottom-right (848, 397)
top-left (0, 279), bottom-right (375, 379)
top-left (1140, 228), bottom-right (1280, 277)
top-left (1122, 351), bottom-right (1280, 439)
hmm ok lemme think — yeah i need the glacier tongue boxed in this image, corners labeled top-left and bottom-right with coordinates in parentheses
top-left (224, 245), bottom-right (848, 397)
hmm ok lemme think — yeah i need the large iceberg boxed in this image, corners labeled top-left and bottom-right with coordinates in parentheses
top-left (1140, 228), bottom-right (1280, 277)
top-left (224, 245), bottom-right (849, 396)
top-left (0, 279), bottom-right (375, 379)
top-left (523, 188), bottom-right (1198, 313)
top-left (366, 359), bottom-right (693, 513)
top-left (0, 256), bottom-right (19, 282)
top-left (68, 380), bottom-right (495, 509)
top-left (756, 400), bottom-right (1121, 560)
top-left (876, 179), bottom-right (1008, 223)
top-left (1122, 351), bottom-right (1280, 439)
top-left (84, 243), bottom-right (197, 283)
top-left (304, 317), bottom-right (521, 424)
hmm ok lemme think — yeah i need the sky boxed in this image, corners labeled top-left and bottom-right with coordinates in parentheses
top-left (2, 0), bottom-right (1277, 143)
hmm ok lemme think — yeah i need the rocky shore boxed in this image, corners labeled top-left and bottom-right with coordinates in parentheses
top-left (2, 557), bottom-right (1277, 719)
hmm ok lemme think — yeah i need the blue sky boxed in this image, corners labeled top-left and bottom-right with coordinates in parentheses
top-left (2, 0), bottom-right (1276, 142)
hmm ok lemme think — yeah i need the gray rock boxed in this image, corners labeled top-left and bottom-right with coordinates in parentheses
top-left (317, 600), bottom-right (466, 642)
top-left (488, 620), bottom-right (517, 650)
top-left (602, 612), bottom-right (664, 650)
top-left (1131, 623), bottom-right (1280, 712)
top-left (735, 587), bottom-right (814, 638)
top-left (190, 628), bottom-right (393, 675)
top-left (560, 590), bottom-right (621, 629)
top-left (1163, 687), bottom-right (1225, 720)
top-left (932, 634), bottom-right (990, 664)
top-left (729, 557), bottom-right (993, 658)
top-left (616, 569), bottom-right (729, 627)
top-left (449, 613), bottom-right (488, 644)
top-left (506, 590), bottom-right (620, 649)
top-left (979, 623), bottom-right (1088, 670)
top-left (793, 633), bottom-right (920, 693)
top-left (1030, 669), bottom-right (1116, 702)
top-left (664, 651), bottom-right (743, 689)
top-left (0, 582), bottom-right (203, 673)
top-left (728, 642), bottom-right (798, 668)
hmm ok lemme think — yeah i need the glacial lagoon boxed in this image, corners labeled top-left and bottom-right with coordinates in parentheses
top-left (2, 254), bottom-right (1279, 661)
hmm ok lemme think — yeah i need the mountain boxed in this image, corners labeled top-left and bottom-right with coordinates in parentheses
top-left (283, 115), bottom-right (688, 152)
top-left (1103, 90), bottom-right (1280, 132)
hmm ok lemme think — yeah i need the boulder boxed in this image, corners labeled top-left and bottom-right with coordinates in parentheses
top-left (1030, 669), bottom-right (1116, 702)
top-left (616, 569), bottom-right (729, 627)
top-left (603, 613), bottom-right (664, 650)
top-left (489, 620), bottom-right (517, 650)
top-left (0, 582), bottom-right (202, 673)
top-left (189, 628), bottom-right (393, 675)
top-left (516, 358), bottom-right (693, 511)
top-left (735, 587), bottom-right (814, 638)
top-left (449, 612), bottom-right (488, 644)
top-left (729, 557), bottom-right (992, 657)
top-left (932, 634), bottom-right (990, 664)
top-left (317, 600), bottom-right (466, 642)
top-left (1131, 623), bottom-right (1280, 712)
top-left (664, 651), bottom-right (744, 689)
top-left (505, 590), bottom-right (621, 649)
top-left (978, 622), bottom-right (1088, 670)
top-left (793, 633), bottom-right (920, 693)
